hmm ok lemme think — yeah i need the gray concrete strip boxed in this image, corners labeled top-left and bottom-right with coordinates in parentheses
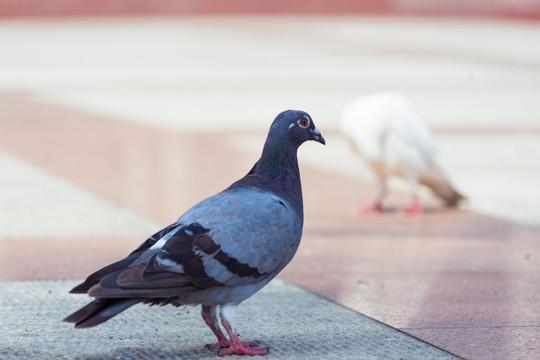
top-left (0, 278), bottom-right (459, 360)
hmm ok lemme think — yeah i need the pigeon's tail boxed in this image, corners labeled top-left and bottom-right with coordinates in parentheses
top-left (64, 298), bottom-right (141, 328)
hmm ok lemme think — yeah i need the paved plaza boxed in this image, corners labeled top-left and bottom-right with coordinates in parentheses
top-left (1, 15), bottom-right (539, 359)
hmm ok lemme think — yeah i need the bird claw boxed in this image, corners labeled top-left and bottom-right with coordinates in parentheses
top-left (353, 203), bottom-right (383, 216)
top-left (401, 208), bottom-right (422, 216)
top-left (207, 339), bottom-right (264, 352)
top-left (205, 342), bottom-right (225, 350)
top-left (239, 340), bottom-right (262, 347)
top-left (217, 341), bottom-right (268, 356)
top-left (400, 201), bottom-right (423, 216)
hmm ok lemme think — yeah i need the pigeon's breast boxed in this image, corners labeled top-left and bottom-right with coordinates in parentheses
top-left (177, 187), bottom-right (303, 275)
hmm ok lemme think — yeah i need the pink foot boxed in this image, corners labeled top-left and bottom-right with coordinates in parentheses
top-left (401, 200), bottom-right (423, 216)
top-left (218, 340), bottom-right (268, 356)
top-left (206, 339), bottom-right (228, 350)
top-left (354, 203), bottom-right (383, 216)
top-left (206, 339), bottom-right (261, 351)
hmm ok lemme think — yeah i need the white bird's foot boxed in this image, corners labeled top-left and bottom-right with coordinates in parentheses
top-left (400, 199), bottom-right (423, 216)
top-left (354, 203), bottom-right (383, 216)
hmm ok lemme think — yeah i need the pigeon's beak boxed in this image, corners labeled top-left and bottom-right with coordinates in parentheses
top-left (311, 127), bottom-right (326, 145)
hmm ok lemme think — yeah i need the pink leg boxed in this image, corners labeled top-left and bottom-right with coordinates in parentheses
top-left (356, 178), bottom-right (386, 215)
top-left (202, 305), bottom-right (266, 354)
top-left (401, 173), bottom-right (422, 216)
top-left (201, 305), bottom-right (229, 350)
top-left (401, 195), bottom-right (423, 216)
top-left (218, 306), bottom-right (268, 356)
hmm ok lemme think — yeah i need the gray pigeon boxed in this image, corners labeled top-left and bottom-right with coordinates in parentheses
top-left (64, 110), bottom-right (325, 356)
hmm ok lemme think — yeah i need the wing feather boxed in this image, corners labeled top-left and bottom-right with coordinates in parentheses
top-left (69, 223), bottom-right (180, 294)
top-left (81, 187), bottom-right (302, 300)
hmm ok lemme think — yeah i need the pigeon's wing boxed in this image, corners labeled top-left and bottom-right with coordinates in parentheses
top-left (87, 224), bottom-right (215, 298)
top-left (69, 222), bottom-right (181, 293)
top-left (87, 187), bottom-right (302, 299)
top-left (195, 188), bottom-right (303, 286)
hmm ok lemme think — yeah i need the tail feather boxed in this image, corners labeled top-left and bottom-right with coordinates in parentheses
top-left (420, 176), bottom-right (465, 207)
top-left (421, 154), bottom-right (466, 207)
top-left (69, 223), bottom-right (180, 294)
top-left (69, 256), bottom-right (139, 294)
top-left (64, 298), bottom-right (141, 328)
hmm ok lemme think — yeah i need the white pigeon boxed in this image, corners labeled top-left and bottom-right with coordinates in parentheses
top-left (340, 92), bottom-right (464, 215)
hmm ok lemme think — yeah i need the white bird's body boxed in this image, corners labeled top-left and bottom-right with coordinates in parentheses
top-left (340, 92), bottom-right (464, 214)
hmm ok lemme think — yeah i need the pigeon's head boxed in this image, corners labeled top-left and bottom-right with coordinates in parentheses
top-left (269, 110), bottom-right (326, 148)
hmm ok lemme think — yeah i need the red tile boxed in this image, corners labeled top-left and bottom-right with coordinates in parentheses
top-left (0, 92), bottom-right (254, 224)
top-left (1, 0), bottom-right (539, 19)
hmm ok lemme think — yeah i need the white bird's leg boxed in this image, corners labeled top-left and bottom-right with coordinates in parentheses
top-left (201, 305), bottom-right (229, 350)
top-left (217, 303), bottom-right (268, 356)
top-left (373, 177), bottom-right (387, 211)
top-left (356, 175), bottom-right (387, 215)
top-left (402, 172), bottom-right (422, 216)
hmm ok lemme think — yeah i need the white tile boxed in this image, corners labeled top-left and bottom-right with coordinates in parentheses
top-left (0, 152), bottom-right (160, 238)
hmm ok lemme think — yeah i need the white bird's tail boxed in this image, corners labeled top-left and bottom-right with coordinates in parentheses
top-left (421, 154), bottom-right (466, 207)
top-left (420, 176), bottom-right (465, 207)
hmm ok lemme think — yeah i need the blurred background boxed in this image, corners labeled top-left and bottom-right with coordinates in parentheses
top-left (1, 2), bottom-right (540, 360)
top-left (1, 0), bottom-right (539, 230)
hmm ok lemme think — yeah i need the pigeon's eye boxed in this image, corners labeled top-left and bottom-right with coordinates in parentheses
top-left (298, 117), bottom-right (310, 128)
